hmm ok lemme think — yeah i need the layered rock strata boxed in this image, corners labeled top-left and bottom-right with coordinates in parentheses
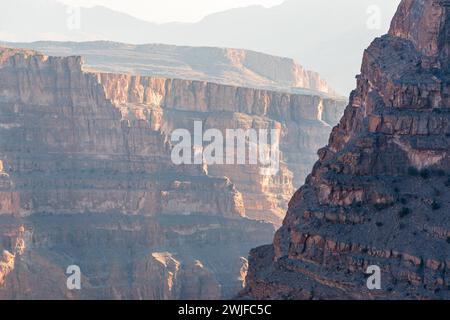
top-left (242, 0), bottom-right (450, 300)
top-left (3, 42), bottom-right (341, 97)
top-left (95, 73), bottom-right (345, 224)
top-left (0, 47), bottom-right (273, 299)
top-left (0, 41), bottom-right (345, 298)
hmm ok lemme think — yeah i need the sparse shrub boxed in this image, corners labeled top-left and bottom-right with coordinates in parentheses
top-left (445, 178), bottom-right (450, 187)
top-left (431, 201), bottom-right (441, 211)
top-left (394, 187), bottom-right (400, 194)
top-left (374, 202), bottom-right (393, 211)
top-left (399, 207), bottom-right (412, 218)
top-left (354, 201), bottom-right (363, 208)
top-left (420, 169), bottom-right (430, 179)
top-left (433, 188), bottom-right (441, 197)
top-left (408, 167), bottom-right (419, 176)
top-left (432, 169), bottom-right (446, 177)
top-left (447, 237), bottom-right (450, 244)
top-left (400, 198), bottom-right (408, 205)
top-left (376, 222), bottom-right (383, 227)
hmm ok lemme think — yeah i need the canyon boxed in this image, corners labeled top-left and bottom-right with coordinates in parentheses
top-left (0, 43), bottom-right (345, 299)
top-left (242, 0), bottom-right (450, 300)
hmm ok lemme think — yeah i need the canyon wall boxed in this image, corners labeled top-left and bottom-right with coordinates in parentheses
top-left (96, 73), bottom-right (346, 224)
top-left (0, 45), bottom-right (345, 299)
top-left (0, 47), bottom-right (273, 299)
top-left (242, 0), bottom-right (450, 300)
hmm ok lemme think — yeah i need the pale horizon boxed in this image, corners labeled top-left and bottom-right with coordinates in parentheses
top-left (0, 0), bottom-right (401, 100)
top-left (56, 0), bottom-right (286, 24)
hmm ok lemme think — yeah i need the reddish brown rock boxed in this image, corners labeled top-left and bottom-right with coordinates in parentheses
top-left (242, 0), bottom-right (450, 300)
top-left (0, 32), bottom-right (346, 298)
top-left (95, 73), bottom-right (345, 224)
top-left (0, 47), bottom-right (276, 299)
top-left (0, 41), bottom-right (347, 298)
top-left (6, 42), bottom-right (341, 97)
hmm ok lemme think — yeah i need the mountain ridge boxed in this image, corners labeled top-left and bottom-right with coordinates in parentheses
top-left (0, 0), bottom-right (401, 94)
top-left (0, 44), bottom-right (348, 298)
top-left (1, 40), bottom-right (342, 97)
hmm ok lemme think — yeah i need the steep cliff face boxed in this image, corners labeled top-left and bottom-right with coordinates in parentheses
top-left (0, 37), bottom-right (346, 298)
top-left (0, 47), bottom-right (275, 299)
top-left (0, 45), bottom-right (346, 223)
top-left (95, 73), bottom-right (345, 224)
top-left (0, 49), bottom-right (246, 219)
top-left (243, 0), bottom-right (450, 299)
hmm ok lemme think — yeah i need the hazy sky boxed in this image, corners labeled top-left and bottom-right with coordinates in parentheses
top-left (57, 0), bottom-right (285, 23)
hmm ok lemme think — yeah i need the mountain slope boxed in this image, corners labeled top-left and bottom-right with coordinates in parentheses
top-left (242, 0), bottom-right (450, 300)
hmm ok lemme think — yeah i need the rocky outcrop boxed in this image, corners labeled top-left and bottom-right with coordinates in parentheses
top-left (242, 0), bottom-right (450, 300)
top-left (0, 225), bottom-right (26, 287)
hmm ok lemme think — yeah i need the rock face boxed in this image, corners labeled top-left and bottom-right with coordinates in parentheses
top-left (4, 41), bottom-right (340, 97)
top-left (0, 47), bottom-right (274, 299)
top-left (242, 0), bottom-right (450, 300)
top-left (95, 72), bottom-right (345, 224)
top-left (0, 45), bottom-right (344, 299)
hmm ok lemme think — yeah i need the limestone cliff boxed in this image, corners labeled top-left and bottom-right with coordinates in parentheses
top-left (0, 39), bottom-right (345, 298)
top-left (3, 42), bottom-right (341, 97)
top-left (0, 47), bottom-right (274, 299)
top-left (95, 73), bottom-right (345, 224)
top-left (243, 0), bottom-right (450, 299)
top-left (0, 43), bottom-right (347, 225)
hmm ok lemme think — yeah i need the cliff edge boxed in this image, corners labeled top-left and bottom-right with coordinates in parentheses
top-left (242, 0), bottom-right (450, 300)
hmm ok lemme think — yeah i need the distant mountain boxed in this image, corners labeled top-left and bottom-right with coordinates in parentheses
top-left (1, 41), bottom-right (339, 96)
top-left (0, 0), bottom-right (401, 94)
